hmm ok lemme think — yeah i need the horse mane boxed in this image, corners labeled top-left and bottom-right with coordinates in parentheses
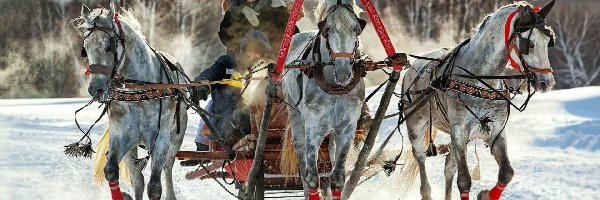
top-left (314, 0), bottom-right (363, 23)
top-left (73, 7), bottom-right (146, 42)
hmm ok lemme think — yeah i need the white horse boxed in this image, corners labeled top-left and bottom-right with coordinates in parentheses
top-left (76, 3), bottom-right (187, 200)
top-left (281, 0), bottom-right (367, 199)
top-left (401, 1), bottom-right (556, 200)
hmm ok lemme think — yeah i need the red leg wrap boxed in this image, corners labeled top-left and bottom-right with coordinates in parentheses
top-left (332, 190), bottom-right (342, 200)
top-left (308, 188), bottom-right (320, 200)
top-left (108, 181), bottom-right (124, 200)
top-left (460, 191), bottom-right (469, 200)
top-left (489, 182), bottom-right (506, 200)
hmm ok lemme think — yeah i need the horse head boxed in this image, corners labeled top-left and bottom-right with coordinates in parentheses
top-left (78, 3), bottom-right (124, 102)
top-left (317, 0), bottom-right (366, 86)
top-left (508, 0), bottom-right (556, 93)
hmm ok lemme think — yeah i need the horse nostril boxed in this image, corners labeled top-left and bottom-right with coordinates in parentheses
top-left (540, 82), bottom-right (548, 91)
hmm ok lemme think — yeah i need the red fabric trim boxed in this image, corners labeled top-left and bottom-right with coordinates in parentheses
top-left (355, 129), bottom-right (365, 135)
top-left (489, 182), bottom-right (507, 200)
top-left (359, 0), bottom-right (403, 71)
top-left (223, 159), bottom-right (253, 182)
top-left (274, 0), bottom-right (305, 80)
top-left (308, 188), bottom-right (320, 200)
top-left (504, 9), bottom-right (521, 71)
top-left (332, 190), bottom-right (342, 200)
top-left (113, 12), bottom-right (125, 41)
top-left (460, 191), bottom-right (469, 200)
top-left (108, 181), bottom-right (124, 200)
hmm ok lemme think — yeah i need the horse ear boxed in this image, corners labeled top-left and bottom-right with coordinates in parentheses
top-left (222, 0), bottom-right (230, 14)
top-left (358, 18), bottom-right (367, 31)
top-left (109, 1), bottom-right (116, 17)
top-left (538, 0), bottom-right (555, 19)
top-left (81, 4), bottom-right (91, 17)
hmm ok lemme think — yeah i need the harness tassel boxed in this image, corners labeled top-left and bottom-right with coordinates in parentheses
top-left (489, 182), bottom-right (506, 200)
top-left (64, 141), bottom-right (95, 158)
top-left (308, 188), bottom-right (320, 200)
top-left (108, 181), bottom-right (124, 200)
top-left (471, 144), bottom-right (481, 181)
top-left (64, 142), bottom-right (82, 157)
top-left (425, 142), bottom-right (437, 157)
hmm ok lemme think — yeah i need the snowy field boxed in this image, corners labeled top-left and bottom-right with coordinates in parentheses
top-left (0, 87), bottom-right (599, 200)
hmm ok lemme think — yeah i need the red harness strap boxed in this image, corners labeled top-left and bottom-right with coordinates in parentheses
top-left (359, 0), bottom-right (403, 71)
top-left (504, 9), bottom-right (521, 71)
top-left (273, 0), bottom-right (305, 80)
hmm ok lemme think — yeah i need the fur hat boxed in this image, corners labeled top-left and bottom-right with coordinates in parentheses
top-left (239, 29), bottom-right (271, 54)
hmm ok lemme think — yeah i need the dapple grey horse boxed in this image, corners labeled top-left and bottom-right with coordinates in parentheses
top-left (401, 1), bottom-right (556, 200)
top-left (281, 0), bottom-right (366, 199)
top-left (78, 3), bottom-right (187, 200)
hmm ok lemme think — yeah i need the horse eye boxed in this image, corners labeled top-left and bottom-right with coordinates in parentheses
top-left (529, 42), bottom-right (534, 49)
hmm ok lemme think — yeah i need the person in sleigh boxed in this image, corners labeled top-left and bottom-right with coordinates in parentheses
top-left (181, 30), bottom-right (272, 166)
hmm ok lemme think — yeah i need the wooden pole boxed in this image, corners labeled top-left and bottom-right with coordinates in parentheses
top-left (342, 70), bottom-right (401, 200)
top-left (245, 78), bottom-right (276, 200)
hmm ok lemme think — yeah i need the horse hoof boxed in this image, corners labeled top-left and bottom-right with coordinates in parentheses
top-left (122, 192), bottom-right (133, 200)
top-left (477, 190), bottom-right (491, 200)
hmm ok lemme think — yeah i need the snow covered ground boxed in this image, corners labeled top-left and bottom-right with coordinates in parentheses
top-left (0, 87), bottom-right (599, 200)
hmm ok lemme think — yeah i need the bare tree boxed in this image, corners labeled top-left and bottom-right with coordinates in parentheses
top-left (551, 5), bottom-right (600, 88)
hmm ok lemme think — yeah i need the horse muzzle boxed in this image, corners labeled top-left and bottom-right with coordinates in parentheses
top-left (531, 72), bottom-right (555, 93)
top-left (333, 59), bottom-right (354, 86)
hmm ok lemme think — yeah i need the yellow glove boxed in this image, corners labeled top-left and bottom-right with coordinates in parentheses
top-left (220, 72), bottom-right (244, 88)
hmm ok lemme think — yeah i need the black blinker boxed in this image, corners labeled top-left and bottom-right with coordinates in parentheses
top-left (519, 37), bottom-right (530, 55)
top-left (358, 18), bottom-right (367, 34)
top-left (81, 47), bottom-right (87, 58)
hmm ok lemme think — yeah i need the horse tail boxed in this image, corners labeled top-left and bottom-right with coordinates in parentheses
top-left (93, 128), bottom-right (131, 186)
top-left (279, 124), bottom-right (299, 176)
top-left (396, 126), bottom-right (438, 199)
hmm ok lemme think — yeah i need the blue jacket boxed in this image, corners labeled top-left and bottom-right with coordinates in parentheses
top-left (194, 54), bottom-right (243, 142)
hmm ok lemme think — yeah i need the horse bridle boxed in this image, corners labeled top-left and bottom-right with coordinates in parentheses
top-left (81, 12), bottom-right (127, 81)
top-left (506, 7), bottom-right (555, 75)
top-left (317, 0), bottom-right (367, 63)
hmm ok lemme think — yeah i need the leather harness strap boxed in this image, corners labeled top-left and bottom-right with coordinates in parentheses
top-left (88, 64), bottom-right (115, 76)
top-left (507, 41), bottom-right (554, 74)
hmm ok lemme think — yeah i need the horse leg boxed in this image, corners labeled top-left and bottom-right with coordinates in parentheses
top-left (288, 110), bottom-right (311, 197)
top-left (164, 119), bottom-right (186, 200)
top-left (451, 131), bottom-right (471, 200)
top-left (147, 132), bottom-right (170, 200)
top-left (304, 125), bottom-right (326, 200)
top-left (478, 133), bottom-right (513, 200)
top-left (406, 117), bottom-right (432, 200)
top-left (123, 147), bottom-right (145, 200)
top-left (330, 126), bottom-right (355, 200)
top-left (444, 145), bottom-right (457, 200)
top-left (104, 129), bottom-right (136, 200)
